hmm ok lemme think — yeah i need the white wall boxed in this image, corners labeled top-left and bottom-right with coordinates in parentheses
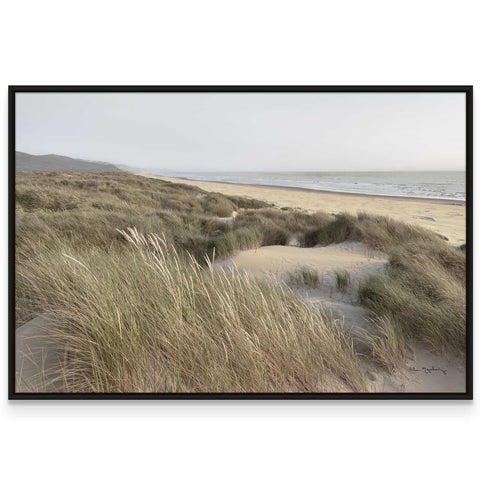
top-left (1, 2), bottom-right (478, 479)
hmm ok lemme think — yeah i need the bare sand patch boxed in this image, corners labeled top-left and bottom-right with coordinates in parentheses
top-left (373, 342), bottom-right (466, 393)
top-left (216, 242), bottom-right (386, 335)
top-left (217, 241), bottom-right (386, 278)
top-left (15, 316), bottom-right (67, 392)
top-left (403, 342), bottom-right (466, 393)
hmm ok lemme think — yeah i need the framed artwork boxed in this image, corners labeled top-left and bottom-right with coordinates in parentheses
top-left (9, 86), bottom-right (472, 399)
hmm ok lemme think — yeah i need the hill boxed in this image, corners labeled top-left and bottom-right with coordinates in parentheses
top-left (15, 151), bottom-right (121, 173)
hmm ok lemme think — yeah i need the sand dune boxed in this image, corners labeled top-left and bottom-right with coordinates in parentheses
top-left (216, 241), bottom-right (385, 278)
top-left (142, 175), bottom-right (466, 245)
top-left (216, 241), bottom-right (465, 393)
top-left (216, 241), bottom-right (386, 335)
top-left (16, 239), bottom-right (465, 394)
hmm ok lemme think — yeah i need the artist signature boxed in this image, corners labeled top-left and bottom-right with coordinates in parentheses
top-left (409, 366), bottom-right (447, 375)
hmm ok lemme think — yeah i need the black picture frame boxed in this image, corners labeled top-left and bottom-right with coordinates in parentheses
top-left (8, 85), bottom-right (473, 400)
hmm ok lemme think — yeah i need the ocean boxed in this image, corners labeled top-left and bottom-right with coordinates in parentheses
top-left (162, 171), bottom-right (466, 202)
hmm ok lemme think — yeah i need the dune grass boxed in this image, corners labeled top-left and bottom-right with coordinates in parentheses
top-left (16, 228), bottom-right (370, 393)
top-left (334, 270), bottom-right (351, 292)
top-left (360, 314), bottom-right (408, 374)
top-left (16, 172), bottom-right (447, 264)
top-left (301, 211), bottom-right (446, 251)
top-left (285, 266), bottom-right (320, 288)
top-left (359, 240), bottom-right (466, 362)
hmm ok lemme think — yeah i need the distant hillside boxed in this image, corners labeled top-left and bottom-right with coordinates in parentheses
top-left (115, 164), bottom-right (142, 173)
top-left (16, 152), bottom-right (122, 173)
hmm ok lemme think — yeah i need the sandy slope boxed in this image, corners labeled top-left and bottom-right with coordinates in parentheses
top-left (15, 316), bottom-right (66, 392)
top-left (216, 241), bottom-right (386, 332)
top-left (141, 175), bottom-right (466, 245)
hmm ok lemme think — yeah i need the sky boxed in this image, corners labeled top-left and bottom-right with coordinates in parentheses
top-left (16, 92), bottom-right (466, 171)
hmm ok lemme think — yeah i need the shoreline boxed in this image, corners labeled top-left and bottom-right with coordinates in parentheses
top-left (170, 175), bottom-right (466, 205)
top-left (140, 173), bottom-right (466, 245)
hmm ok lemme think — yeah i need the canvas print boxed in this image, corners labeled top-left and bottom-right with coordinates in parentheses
top-left (11, 88), bottom-right (470, 397)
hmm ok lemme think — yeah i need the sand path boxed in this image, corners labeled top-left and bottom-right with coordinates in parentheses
top-left (141, 174), bottom-right (466, 245)
top-left (15, 316), bottom-right (67, 393)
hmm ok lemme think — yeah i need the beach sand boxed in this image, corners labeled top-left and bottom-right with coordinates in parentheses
top-left (141, 175), bottom-right (466, 245)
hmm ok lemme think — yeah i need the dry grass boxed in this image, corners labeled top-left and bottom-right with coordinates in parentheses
top-left (285, 267), bottom-right (320, 288)
top-left (16, 228), bottom-right (370, 393)
top-left (235, 208), bottom-right (331, 247)
top-left (16, 172), bottom-right (270, 263)
top-left (16, 172), bottom-right (447, 263)
top-left (334, 270), bottom-right (350, 292)
top-left (360, 314), bottom-right (408, 374)
top-left (302, 212), bottom-right (446, 251)
top-left (359, 240), bottom-right (466, 358)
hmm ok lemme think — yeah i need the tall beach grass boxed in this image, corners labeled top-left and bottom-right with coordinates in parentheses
top-left (16, 228), bottom-right (371, 393)
top-left (359, 240), bottom-right (466, 359)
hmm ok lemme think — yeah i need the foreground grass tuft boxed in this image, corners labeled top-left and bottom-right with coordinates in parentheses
top-left (16, 229), bottom-right (371, 393)
top-left (334, 270), bottom-right (350, 292)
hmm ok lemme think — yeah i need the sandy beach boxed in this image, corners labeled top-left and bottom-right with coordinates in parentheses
top-left (141, 175), bottom-right (466, 245)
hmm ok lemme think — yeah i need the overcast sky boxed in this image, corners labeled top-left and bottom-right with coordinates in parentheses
top-left (16, 92), bottom-right (466, 171)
